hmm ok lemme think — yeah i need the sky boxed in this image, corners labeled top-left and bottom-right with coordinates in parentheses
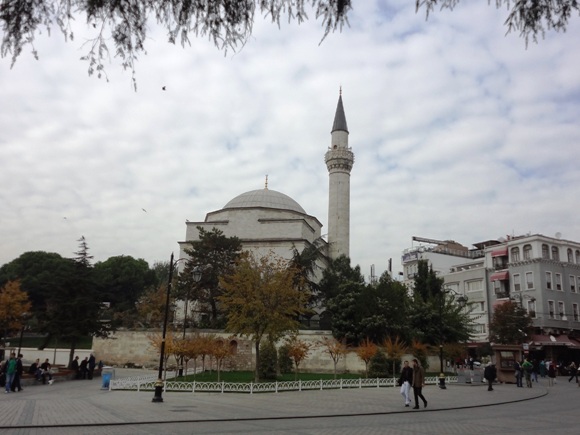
top-left (1, 1), bottom-right (579, 280)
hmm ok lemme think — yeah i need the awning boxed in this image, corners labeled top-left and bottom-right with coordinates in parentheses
top-left (529, 334), bottom-right (580, 348)
top-left (490, 271), bottom-right (509, 281)
top-left (491, 248), bottom-right (508, 257)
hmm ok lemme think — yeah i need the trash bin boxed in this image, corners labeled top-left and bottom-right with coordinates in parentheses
top-left (101, 366), bottom-right (115, 389)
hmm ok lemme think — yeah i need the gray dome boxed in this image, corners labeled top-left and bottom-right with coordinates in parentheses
top-left (223, 189), bottom-right (306, 214)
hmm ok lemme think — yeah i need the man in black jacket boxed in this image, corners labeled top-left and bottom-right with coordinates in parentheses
top-left (10, 354), bottom-right (24, 392)
top-left (484, 362), bottom-right (497, 391)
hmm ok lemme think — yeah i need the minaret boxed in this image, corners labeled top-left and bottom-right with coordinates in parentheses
top-left (325, 89), bottom-right (354, 260)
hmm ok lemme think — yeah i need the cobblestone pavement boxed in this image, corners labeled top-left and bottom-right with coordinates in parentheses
top-left (1, 370), bottom-right (572, 434)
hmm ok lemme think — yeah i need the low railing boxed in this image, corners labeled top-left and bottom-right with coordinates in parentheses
top-left (109, 375), bottom-right (458, 393)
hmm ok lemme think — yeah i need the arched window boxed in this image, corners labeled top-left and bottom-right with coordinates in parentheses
top-left (551, 246), bottom-right (560, 261)
top-left (542, 244), bottom-right (550, 259)
top-left (576, 250), bottom-right (580, 265)
top-left (523, 244), bottom-right (532, 260)
top-left (229, 340), bottom-right (238, 355)
top-left (511, 247), bottom-right (520, 262)
top-left (568, 248), bottom-right (574, 263)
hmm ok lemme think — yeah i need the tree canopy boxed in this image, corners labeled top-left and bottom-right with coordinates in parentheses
top-left (2, 1), bottom-right (575, 86)
top-left (488, 300), bottom-right (533, 344)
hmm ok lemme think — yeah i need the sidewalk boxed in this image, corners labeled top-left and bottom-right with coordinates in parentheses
top-left (0, 370), bottom-right (548, 429)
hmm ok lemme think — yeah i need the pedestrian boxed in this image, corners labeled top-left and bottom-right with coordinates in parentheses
top-left (567, 362), bottom-right (578, 383)
top-left (4, 353), bottom-right (17, 393)
top-left (71, 356), bottom-right (80, 379)
top-left (484, 362), bottom-right (497, 391)
top-left (411, 359), bottom-right (427, 410)
top-left (514, 360), bottom-right (523, 387)
top-left (88, 354), bottom-right (96, 380)
top-left (548, 360), bottom-right (556, 387)
top-left (398, 360), bottom-right (413, 407)
top-left (539, 359), bottom-right (546, 378)
top-left (79, 357), bottom-right (88, 379)
top-left (10, 354), bottom-right (24, 392)
top-left (522, 358), bottom-right (533, 388)
top-left (532, 359), bottom-right (539, 382)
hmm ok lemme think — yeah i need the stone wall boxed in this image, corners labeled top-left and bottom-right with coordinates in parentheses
top-left (92, 329), bottom-right (441, 374)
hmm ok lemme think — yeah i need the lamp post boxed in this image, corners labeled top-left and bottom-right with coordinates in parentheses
top-left (438, 288), bottom-right (468, 389)
top-left (178, 265), bottom-right (202, 377)
top-left (17, 312), bottom-right (30, 356)
top-left (152, 253), bottom-right (197, 403)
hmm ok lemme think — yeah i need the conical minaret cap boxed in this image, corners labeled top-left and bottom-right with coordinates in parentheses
top-left (331, 94), bottom-right (349, 134)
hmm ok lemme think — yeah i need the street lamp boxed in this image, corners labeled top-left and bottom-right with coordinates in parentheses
top-left (178, 265), bottom-right (202, 377)
top-left (439, 288), bottom-right (468, 389)
top-left (17, 312), bottom-right (30, 356)
top-left (152, 253), bottom-right (198, 403)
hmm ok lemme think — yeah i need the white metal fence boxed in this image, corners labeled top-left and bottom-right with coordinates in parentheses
top-left (109, 375), bottom-right (459, 393)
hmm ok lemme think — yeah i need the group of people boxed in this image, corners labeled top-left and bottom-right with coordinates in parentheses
top-left (397, 359), bottom-right (428, 410)
top-left (1, 354), bottom-right (53, 393)
top-left (70, 354), bottom-right (97, 380)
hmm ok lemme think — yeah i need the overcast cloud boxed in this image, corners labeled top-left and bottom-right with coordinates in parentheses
top-left (1, 1), bottom-right (579, 279)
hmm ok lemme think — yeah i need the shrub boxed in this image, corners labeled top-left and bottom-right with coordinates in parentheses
top-left (258, 340), bottom-right (278, 380)
top-left (368, 349), bottom-right (389, 378)
top-left (277, 343), bottom-right (293, 374)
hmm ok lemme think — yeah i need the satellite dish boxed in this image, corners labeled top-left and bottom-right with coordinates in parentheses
top-left (498, 237), bottom-right (506, 242)
top-left (555, 232), bottom-right (562, 239)
top-left (549, 335), bottom-right (557, 342)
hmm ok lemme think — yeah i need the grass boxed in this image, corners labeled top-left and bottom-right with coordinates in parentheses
top-left (177, 371), bottom-right (364, 383)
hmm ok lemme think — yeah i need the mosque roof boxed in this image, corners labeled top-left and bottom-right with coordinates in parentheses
top-left (223, 188), bottom-right (306, 214)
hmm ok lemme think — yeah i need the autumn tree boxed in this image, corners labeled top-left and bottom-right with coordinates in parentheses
top-left (318, 336), bottom-right (348, 379)
top-left (219, 252), bottom-right (309, 382)
top-left (285, 335), bottom-right (312, 380)
top-left (211, 338), bottom-right (234, 382)
top-left (383, 336), bottom-right (408, 378)
top-left (0, 280), bottom-right (32, 343)
top-left (136, 283), bottom-right (175, 328)
top-left (355, 338), bottom-right (377, 378)
top-left (488, 300), bottom-right (533, 345)
top-left (148, 331), bottom-right (178, 380)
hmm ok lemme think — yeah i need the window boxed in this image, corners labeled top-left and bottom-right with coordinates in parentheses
top-left (527, 300), bottom-right (536, 318)
top-left (513, 274), bottom-right (521, 292)
top-left (555, 273), bottom-right (562, 290)
top-left (546, 272), bottom-right (552, 290)
top-left (526, 272), bottom-right (534, 289)
top-left (574, 304), bottom-right (579, 322)
top-left (558, 301), bottom-right (566, 319)
top-left (568, 248), bottom-right (574, 263)
top-left (465, 280), bottom-right (482, 292)
top-left (542, 244), bottom-right (550, 259)
top-left (523, 245), bottom-right (532, 260)
top-left (552, 246), bottom-right (560, 261)
top-left (548, 300), bottom-right (555, 319)
top-left (570, 275), bottom-right (577, 293)
top-left (493, 280), bottom-right (502, 294)
top-left (479, 302), bottom-right (485, 312)
top-left (471, 324), bottom-right (486, 334)
top-left (576, 250), bottom-right (580, 264)
top-left (511, 247), bottom-right (520, 262)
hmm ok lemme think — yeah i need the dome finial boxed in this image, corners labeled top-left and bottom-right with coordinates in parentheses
top-left (265, 174), bottom-right (268, 190)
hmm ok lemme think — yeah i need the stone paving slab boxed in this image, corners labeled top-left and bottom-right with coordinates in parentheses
top-left (0, 370), bottom-right (547, 430)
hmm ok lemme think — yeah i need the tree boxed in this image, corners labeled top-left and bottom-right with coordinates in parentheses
top-left (383, 336), bottom-right (407, 378)
top-left (368, 348), bottom-right (389, 378)
top-left (285, 335), bottom-right (312, 380)
top-left (219, 252), bottom-right (309, 381)
top-left (148, 330), bottom-right (178, 380)
top-left (355, 338), bottom-right (377, 378)
top-left (211, 338), bottom-right (234, 382)
top-left (181, 227), bottom-right (242, 328)
top-left (0, 0), bottom-right (351, 87)
top-left (48, 236), bottom-right (112, 368)
top-left (93, 255), bottom-right (158, 317)
top-left (318, 336), bottom-right (347, 379)
top-left (135, 282), bottom-right (175, 328)
top-left (417, 1), bottom-right (579, 44)
top-left (0, 280), bottom-right (32, 343)
top-left (488, 300), bottom-right (533, 344)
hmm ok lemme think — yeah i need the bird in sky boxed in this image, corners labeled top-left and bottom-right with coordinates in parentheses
top-left (162, 86), bottom-right (166, 91)
top-left (142, 208), bottom-right (147, 213)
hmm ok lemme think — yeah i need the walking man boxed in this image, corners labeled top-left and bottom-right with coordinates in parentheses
top-left (4, 353), bottom-right (17, 393)
top-left (411, 359), bottom-right (428, 409)
top-left (399, 360), bottom-right (413, 407)
top-left (10, 354), bottom-right (24, 392)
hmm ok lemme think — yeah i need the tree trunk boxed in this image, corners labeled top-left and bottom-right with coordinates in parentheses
top-left (255, 340), bottom-right (260, 382)
top-left (68, 337), bottom-right (77, 369)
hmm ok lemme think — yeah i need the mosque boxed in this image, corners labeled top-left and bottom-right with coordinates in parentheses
top-left (178, 91), bottom-right (354, 279)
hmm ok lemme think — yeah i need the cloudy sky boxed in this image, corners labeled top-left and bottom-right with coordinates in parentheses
top-left (1, 1), bottom-right (579, 280)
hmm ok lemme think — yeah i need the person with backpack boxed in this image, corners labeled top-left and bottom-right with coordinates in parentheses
top-left (484, 362), bottom-right (497, 391)
top-left (514, 360), bottom-right (523, 387)
top-left (522, 358), bottom-right (533, 388)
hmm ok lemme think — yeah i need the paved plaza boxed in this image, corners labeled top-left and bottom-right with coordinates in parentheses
top-left (1, 369), bottom-right (577, 434)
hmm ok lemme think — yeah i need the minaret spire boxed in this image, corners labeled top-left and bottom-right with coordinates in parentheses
top-left (325, 89), bottom-right (354, 260)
